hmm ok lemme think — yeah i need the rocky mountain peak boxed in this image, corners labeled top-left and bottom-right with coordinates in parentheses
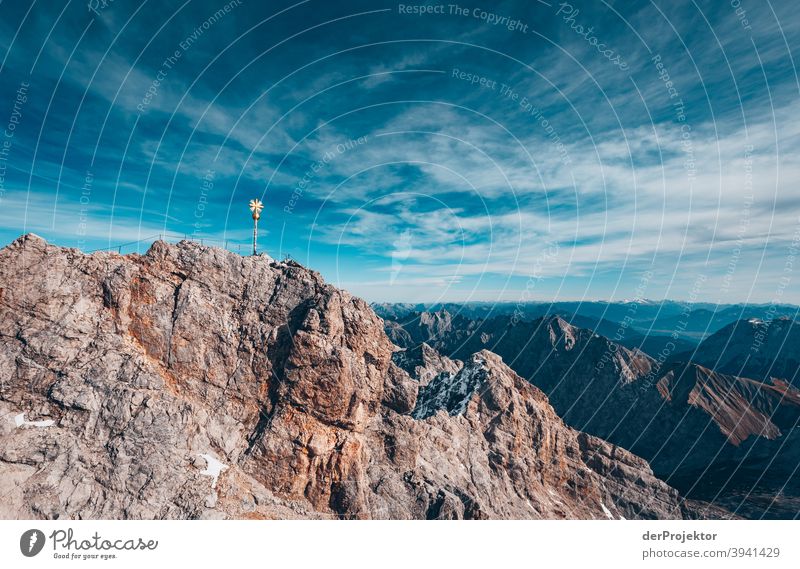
top-left (542, 314), bottom-right (578, 349)
top-left (417, 308), bottom-right (454, 338)
top-left (0, 236), bottom-right (714, 519)
top-left (391, 342), bottom-right (462, 386)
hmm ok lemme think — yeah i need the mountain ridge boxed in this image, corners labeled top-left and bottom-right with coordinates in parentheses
top-left (0, 234), bottom-right (712, 520)
top-left (380, 307), bottom-right (800, 517)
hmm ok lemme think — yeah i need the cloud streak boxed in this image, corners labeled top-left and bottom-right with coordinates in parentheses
top-left (0, 0), bottom-right (798, 303)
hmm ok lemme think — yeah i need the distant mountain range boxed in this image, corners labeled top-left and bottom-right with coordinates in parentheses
top-left (377, 305), bottom-right (800, 518)
top-left (373, 300), bottom-right (799, 343)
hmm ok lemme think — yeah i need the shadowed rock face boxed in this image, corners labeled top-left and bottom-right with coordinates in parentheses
top-left (680, 318), bottom-right (800, 385)
top-left (0, 235), bottom-right (711, 519)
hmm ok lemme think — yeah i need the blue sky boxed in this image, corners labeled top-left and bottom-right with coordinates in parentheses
top-left (0, 0), bottom-right (799, 303)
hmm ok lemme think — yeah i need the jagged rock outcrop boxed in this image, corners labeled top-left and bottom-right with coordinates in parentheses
top-left (384, 308), bottom-right (462, 349)
top-left (391, 342), bottom-right (462, 386)
top-left (0, 235), bottom-right (710, 519)
top-left (380, 351), bottom-right (696, 519)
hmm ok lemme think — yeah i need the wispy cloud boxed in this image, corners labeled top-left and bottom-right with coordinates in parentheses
top-left (0, 0), bottom-right (798, 303)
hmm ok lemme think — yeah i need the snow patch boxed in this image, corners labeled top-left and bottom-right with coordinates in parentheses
top-left (412, 361), bottom-right (487, 419)
top-left (547, 489), bottom-right (565, 508)
top-left (197, 453), bottom-right (228, 510)
top-left (198, 453), bottom-right (228, 489)
top-left (13, 413), bottom-right (55, 428)
top-left (600, 502), bottom-right (614, 520)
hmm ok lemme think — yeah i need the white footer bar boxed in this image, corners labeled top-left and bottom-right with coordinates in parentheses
top-left (1, 520), bottom-right (797, 568)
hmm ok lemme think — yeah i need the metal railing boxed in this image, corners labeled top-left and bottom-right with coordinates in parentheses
top-left (86, 233), bottom-right (250, 255)
top-left (85, 233), bottom-right (296, 263)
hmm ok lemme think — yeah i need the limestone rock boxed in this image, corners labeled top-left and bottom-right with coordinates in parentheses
top-left (0, 235), bottom-right (718, 519)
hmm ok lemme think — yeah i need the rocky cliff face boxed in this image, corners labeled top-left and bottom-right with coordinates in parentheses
top-left (0, 235), bottom-right (710, 519)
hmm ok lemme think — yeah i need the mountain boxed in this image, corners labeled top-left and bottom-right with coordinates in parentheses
top-left (677, 317), bottom-right (800, 383)
top-left (380, 306), bottom-right (699, 360)
top-left (381, 310), bottom-right (800, 517)
top-left (373, 301), bottom-right (799, 345)
top-left (391, 342), bottom-right (462, 386)
top-left (403, 350), bottom-right (700, 519)
top-left (0, 234), bottom-right (707, 520)
top-left (655, 363), bottom-right (800, 446)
